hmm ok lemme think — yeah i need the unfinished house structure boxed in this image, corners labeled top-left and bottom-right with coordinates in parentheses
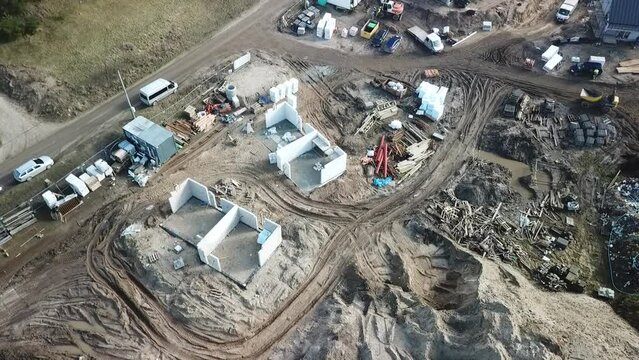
top-left (266, 100), bottom-right (347, 191)
top-left (162, 178), bottom-right (282, 286)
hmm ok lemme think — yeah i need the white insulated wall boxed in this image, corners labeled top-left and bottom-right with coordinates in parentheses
top-left (258, 219), bottom-right (283, 267)
top-left (265, 101), bottom-right (303, 130)
top-left (197, 205), bottom-right (240, 265)
top-left (276, 130), bottom-right (318, 170)
top-left (169, 178), bottom-right (217, 213)
top-left (320, 147), bottom-right (347, 185)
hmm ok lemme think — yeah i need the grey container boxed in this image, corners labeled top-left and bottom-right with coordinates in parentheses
top-left (586, 129), bottom-right (596, 137)
top-left (596, 137), bottom-right (606, 146)
top-left (123, 116), bottom-right (177, 165)
top-left (585, 136), bottom-right (596, 147)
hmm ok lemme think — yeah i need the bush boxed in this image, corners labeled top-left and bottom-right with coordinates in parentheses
top-left (0, 0), bottom-right (39, 42)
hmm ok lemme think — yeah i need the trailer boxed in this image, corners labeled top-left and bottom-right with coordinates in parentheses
top-left (323, 0), bottom-right (360, 10)
top-left (372, 78), bottom-right (408, 98)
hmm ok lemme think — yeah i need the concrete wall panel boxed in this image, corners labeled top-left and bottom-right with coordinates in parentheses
top-left (197, 205), bottom-right (239, 258)
top-left (233, 52), bottom-right (251, 71)
top-left (320, 147), bottom-right (347, 185)
top-left (238, 207), bottom-right (258, 230)
top-left (220, 198), bottom-right (236, 214)
top-left (276, 131), bottom-right (316, 167)
top-left (258, 220), bottom-right (282, 267)
top-left (169, 178), bottom-right (217, 213)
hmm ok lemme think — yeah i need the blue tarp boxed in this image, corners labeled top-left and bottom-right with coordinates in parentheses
top-left (372, 177), bottom-right (393, 188)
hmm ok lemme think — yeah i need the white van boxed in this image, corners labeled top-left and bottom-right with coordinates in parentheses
top-left (139, 78), bottom-right (178, 106)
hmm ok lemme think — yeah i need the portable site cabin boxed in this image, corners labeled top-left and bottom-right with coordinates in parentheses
top-left (123, 116), bottom-right (177, 166)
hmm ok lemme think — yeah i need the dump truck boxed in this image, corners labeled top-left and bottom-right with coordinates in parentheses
top-left (555, 0), bottom-right (579, 23)
top-left (407, 26), bottom-right (443, 53)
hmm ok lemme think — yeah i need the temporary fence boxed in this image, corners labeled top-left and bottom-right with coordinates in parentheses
top-left (0, 52), bottom-right (251, 245)
top-left (0, 138), bottom-right (121, 246)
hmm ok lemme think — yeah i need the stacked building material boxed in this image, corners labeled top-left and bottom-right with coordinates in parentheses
top-left (396, 140), bottom-right (435, 181)
top-left (193, 114), bottom-right (216, 132)
top-left (165, 120), bottom-right (197, 146)
top-left (616, 58), bottom-right (639, 74)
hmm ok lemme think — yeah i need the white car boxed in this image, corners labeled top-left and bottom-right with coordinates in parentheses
top-left (13, 156), bottom-right (54, 182)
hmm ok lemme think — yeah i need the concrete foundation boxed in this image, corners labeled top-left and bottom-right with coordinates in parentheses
top-left (265, 101), bottom-right (347, 191)
top-left (163, 178), bottom-right (282, 286)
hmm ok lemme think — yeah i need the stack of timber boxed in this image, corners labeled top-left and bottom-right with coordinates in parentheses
top-left (165, 120), bottom-right (196, 146)
top-left (396, 139), bottom-right (435, 182)
top-left (165, 114), bottom-right (216, 146)
top-left (616, 58), bottom-right (639, 74)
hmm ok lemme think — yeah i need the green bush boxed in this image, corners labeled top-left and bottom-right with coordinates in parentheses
top-left (0, 0), bottom-right (39, 42)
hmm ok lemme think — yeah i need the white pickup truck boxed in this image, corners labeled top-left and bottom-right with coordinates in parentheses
top-left (556, 0), bottom-right (579, 23)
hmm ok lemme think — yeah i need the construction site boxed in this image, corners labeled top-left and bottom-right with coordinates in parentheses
top-left (1, 0), bottom-right (639, 358)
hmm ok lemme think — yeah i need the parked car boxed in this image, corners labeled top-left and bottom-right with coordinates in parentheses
top-left (383, 35), bottom-right (402, 54)
top-left (570, 61), bottom-right (603, 78)
top-left (13, 156), bottom-right (54, 182)
top-left (371, 28), bottom-right (389, 47)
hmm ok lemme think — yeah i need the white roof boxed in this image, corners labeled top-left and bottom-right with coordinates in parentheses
top-left (140, 78), bottom-right (171, 96)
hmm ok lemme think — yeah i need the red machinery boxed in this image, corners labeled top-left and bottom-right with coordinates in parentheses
top-left (377, 0), bottom-right (404, 21)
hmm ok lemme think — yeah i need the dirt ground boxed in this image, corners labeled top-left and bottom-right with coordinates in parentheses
top-left (1, 0), bottom-right (639, 359)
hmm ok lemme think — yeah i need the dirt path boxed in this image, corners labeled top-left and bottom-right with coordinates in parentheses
top-left (1, 1), bottom-right (639, 358)
top-left (0, 95), bottom-right (60, 163)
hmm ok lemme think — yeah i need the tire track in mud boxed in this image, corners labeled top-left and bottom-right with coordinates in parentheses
top-left (206, 165), bottom-right (369, 223)
top-left (81, 70), bottom-right (507, 358)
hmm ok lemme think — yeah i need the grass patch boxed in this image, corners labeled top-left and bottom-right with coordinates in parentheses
top-left (0, 0), bottom-right (254, 88)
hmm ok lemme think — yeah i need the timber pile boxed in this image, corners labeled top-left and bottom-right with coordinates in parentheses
top-left (616, 58), bottom-right (639, 74)
top-left (396, 139), bottom-right (435, 182)
top-left (193, 114), bottom-right (216, 132)
top-left (428, 191), bottom-right (531, 265)
top-left (165, 120), bottom-right (197, 146)
top-left (165, 114), bottom-right (216, 146)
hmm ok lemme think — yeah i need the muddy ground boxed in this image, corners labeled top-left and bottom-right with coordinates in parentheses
top-left (1, 0), bottom-right (639, 359)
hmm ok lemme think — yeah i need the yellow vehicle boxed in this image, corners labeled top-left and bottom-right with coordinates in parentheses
top-left (360, 19), bottom-right (380, 39)
top-left (580, 88), bottom-right (619, 113)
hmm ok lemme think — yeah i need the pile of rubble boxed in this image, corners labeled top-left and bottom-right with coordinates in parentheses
top-left (429, 186), bottom-right (585, 284)
top-left (535, 263), bottom-right (585, 292)
top-left (602, 178), bottom-right (639, 294)
top-left (428, 190), bottom-right (530, 265)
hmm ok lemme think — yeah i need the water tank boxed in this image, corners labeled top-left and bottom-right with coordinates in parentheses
top-left (225, 84), bottom-right (237, 100)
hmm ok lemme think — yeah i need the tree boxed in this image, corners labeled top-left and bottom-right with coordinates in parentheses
top-left (0, 0), bottom-right (39, 42)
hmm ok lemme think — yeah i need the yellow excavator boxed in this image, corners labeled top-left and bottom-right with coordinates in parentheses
top-left (580, 88), bottom-right (619, 113)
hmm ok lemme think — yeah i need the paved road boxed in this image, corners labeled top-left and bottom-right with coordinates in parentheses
top-left (0, 0), bottom-right (291, 188)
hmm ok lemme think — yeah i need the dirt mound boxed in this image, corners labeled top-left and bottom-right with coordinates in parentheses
top-left (272, 219), bottom-right (563, 359)
top-left (0, 65), bottom-right (80, 120)
top-left (454, 158), bottom-right (519, 206)
top-left (480, 120), bottom-right (542, 164)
